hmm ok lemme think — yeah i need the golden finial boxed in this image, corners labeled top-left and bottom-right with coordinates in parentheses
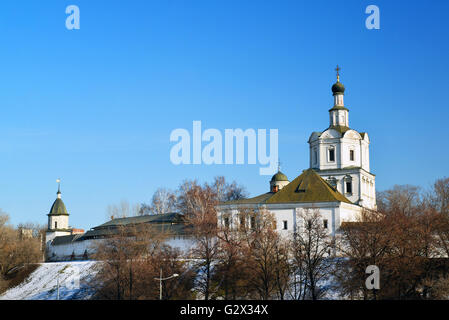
top-left (335, 65), bottom-right (341, 82)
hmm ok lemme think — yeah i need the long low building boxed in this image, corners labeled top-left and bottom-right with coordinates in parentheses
top-left (45, 191), bottom-right (194, 262)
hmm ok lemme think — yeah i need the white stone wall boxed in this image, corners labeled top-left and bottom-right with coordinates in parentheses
top-left (317, 168), bottom-right (376, 210)
top-left (339, 202), bottom-right (362, 223)
top-left (48, 215), bottom-right (69, 231)
top-left (308, 127), bottom-right (376, 210)
top-left (269, 208), bottom-right (295, 237)
top-left (46, 236), bottom-right (195, 262)
top-left (309, 129), bottom-right (369, 171)
top-left (217, 202), bottom-right (362, 239)
top-left (47, 239), bottom-right (97, 262)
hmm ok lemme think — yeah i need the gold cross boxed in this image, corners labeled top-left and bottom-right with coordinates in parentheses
top-left (335, 65), bottom-right (341, 81)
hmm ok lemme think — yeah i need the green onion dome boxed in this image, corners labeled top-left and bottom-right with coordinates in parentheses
top-left (332, 81), bottom-right (345, 95)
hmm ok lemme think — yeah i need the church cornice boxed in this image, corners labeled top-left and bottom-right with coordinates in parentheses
top-left (315, 166), bottom-right (376, 177)
top-left (329, 105), bottom-right (349, 112)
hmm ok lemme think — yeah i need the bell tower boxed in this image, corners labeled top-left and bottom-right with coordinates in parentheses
top-left (308, 67), bottom-right (377, 210)
top-left (329, 65), bottom-right (349, 129)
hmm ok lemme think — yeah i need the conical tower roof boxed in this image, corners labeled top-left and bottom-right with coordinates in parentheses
top-left (49, 198), bottom-right (69, 216)
top-left (48, 181), bottom-right (69, 216)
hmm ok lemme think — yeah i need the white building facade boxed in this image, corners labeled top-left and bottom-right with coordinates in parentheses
top-left (308, 72), bottom-right (376, 210)
top-left (217, 71), bottom-right (376, 238)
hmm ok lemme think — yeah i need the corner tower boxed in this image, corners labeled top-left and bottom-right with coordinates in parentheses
top-left (308, 67), bottom-right (376, 210)
top-left (46, 179), bottom-right (71, 243)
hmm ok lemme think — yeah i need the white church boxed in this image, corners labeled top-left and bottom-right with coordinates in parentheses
top-left (46, 68), bottom-right (376, 261)
top-left (217, 68), bottom-right (377, 238)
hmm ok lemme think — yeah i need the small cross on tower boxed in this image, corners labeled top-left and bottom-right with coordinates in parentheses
top-left (335, 65), bottom-right (341, 82)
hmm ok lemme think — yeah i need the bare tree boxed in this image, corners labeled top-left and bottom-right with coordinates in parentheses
top-left (214, 220), bottom-right (250, 299)
top-left (293, 208), bottom-right (334, 300)
top-left (0, 212), bottom-right (43, 294)
top-left (140, 188), bottom-right (177, 216)
top-left (272, 237), bottom-right (291, 300)
top-left (212, 176), bottom-right (248, 202)
top-left (338, 182), bottom-right (449, 300)
top-left (144, 244), bottom-right (196, 300)
top-left (430, 177), bottom-right (449, 215)
top-left (239, 209), bottom-right (282, 300)
top-left (106, 200), bottom-right (141, 220)
top-left (376, 185), bottom-right (421, 216)
top-left (336, 209), bottom-right (392, 299)
top-left (93, 223), bottom-right (166, 300)
top-left (178, 180), bottom-right (219, 300)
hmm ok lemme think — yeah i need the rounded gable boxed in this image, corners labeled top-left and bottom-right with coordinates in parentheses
top-left (308, 132), bottom-right (322, 143)
top-left (342, 129), bottom-right (362, 140)
top-left (319, 128), bottom-right (342, 139)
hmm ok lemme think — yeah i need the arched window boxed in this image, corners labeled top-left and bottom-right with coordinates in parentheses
top-left (344, 175), bottom-right (353, 195)
top-left (328, 147), bottom-right (335, 162)
top-left (327, 177), bottom-right (337, 189)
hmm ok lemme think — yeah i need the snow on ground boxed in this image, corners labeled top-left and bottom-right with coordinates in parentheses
top-left (0, 259), bottom-right (345, 300)
top-left (0, 261), bottom-right (101, 300)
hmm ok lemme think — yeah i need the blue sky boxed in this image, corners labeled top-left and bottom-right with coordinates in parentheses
top-left (0, 0), bottom-right (448, 230)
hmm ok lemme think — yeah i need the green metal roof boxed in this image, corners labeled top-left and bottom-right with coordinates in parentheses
top-left (271, 171), bottom-right (288, 182)
top-left (50, 234), bottom-right (83, 246)
top-left (222, 169), bottom-right (352, 205)
top-left (81, 223), bottom-right (192, 240)
top-left (49, 212), bottom-right (192, 246)
top-left (94, 212), bottom-right (183, 229)
top-left (48, 198), bottom-right (69, 216)
top-left (266, 168), bottom-right (352, 204)
top-left (76, 212), bottom-right (192, 240)
top-left (223, 192), bottom-right (275, 205)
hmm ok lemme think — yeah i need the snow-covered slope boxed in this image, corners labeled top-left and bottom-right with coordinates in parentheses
top-left (0, 261), bottom-right (101, 300)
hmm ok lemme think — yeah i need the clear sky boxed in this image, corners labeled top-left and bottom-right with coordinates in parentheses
top-left (0, 0), bottom-right (448, 230)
